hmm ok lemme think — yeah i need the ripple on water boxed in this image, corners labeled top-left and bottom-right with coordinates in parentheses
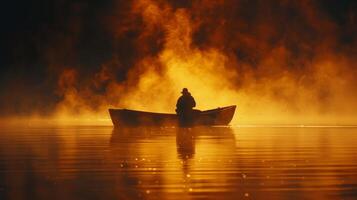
top-left (0, 126), bottom-right (356, 199)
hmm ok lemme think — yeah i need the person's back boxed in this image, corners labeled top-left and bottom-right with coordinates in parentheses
top-left (176, 88), bottom-right (196, 126)
top-left (176, 88), bottom-right (196, 114)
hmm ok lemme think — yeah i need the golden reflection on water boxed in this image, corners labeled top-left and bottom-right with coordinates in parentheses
top-left (0, 126), bottom-right (356, 199)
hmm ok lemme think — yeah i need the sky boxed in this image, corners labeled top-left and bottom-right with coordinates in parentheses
top-left (0, 0), bottom-right (356, 124)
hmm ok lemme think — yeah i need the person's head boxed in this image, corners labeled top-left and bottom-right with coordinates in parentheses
top-left (181, 88), bottom-right (189, 95)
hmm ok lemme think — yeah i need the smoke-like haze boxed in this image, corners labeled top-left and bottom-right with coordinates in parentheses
top-left (1, 0), bottom-right (356, 124)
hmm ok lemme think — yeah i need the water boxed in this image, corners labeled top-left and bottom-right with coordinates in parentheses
top-left (0, 125), bottom-right (356, 199)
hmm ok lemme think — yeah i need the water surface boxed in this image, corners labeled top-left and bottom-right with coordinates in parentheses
top-left (0, 125), bottom-right (356, 199)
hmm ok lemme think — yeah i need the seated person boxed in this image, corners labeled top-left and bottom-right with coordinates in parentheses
top-left (176, 88), bottom-right (196, 125)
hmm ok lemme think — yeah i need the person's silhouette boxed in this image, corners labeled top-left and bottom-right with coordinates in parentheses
top-left (176, 88), bottom-right (196, 126)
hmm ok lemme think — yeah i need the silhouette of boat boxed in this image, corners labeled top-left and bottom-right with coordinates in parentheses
top-left (109, 105), bottom-right (236, 127)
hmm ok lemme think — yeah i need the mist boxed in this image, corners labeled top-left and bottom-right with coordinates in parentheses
top-left (1, 0), bottom-right (356, 125)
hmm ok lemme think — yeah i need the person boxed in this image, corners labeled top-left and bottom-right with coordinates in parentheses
top-left (176, 88), bottom-right (196, 126)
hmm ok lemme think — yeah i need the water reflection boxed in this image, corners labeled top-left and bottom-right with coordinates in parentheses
top-left (109, 127), bottom-right (237, 199)
top-left (175, 127), bottom-right (236, 160)
top-left (176, 128), bottom-right (195, 160)
top-left (1, 126), bottom-right (357, 199)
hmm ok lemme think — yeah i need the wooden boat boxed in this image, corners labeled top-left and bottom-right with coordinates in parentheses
top-left (108, 105), bottom-right (236, 127)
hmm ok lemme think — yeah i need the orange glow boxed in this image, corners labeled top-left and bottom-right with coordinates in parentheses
top-left (6, 0), bottom-right (354, 126)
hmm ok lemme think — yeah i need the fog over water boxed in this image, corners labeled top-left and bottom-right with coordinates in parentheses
top-left (1, 0), bottom-right (356, 124)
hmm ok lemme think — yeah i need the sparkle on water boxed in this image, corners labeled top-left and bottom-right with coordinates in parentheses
top-left (0, 125), bottom-right (356, 199)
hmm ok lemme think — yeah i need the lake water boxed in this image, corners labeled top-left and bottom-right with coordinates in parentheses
top-left (0, 125), bottom-right (356, 199)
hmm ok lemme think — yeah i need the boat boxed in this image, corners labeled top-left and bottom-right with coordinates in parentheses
top-left (108, 105), bottom-right (236, 127)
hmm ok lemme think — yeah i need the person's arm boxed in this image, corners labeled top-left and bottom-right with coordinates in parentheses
top-left (176, 97), bottom-right (182, 109)
top-left (192, 96), bottom-right (196, 107)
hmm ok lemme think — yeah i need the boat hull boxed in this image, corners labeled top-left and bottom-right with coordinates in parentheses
top-left (109, 105), bottom-right (236, 127)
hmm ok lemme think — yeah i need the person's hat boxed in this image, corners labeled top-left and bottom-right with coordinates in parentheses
top-left (181, 88), bottom-right (188, 94)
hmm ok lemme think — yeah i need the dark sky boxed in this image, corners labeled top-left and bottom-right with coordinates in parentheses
top-left (0, 0), bottom-right (116, 115)
top-left (0, 0), bottom-right (356, 116)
